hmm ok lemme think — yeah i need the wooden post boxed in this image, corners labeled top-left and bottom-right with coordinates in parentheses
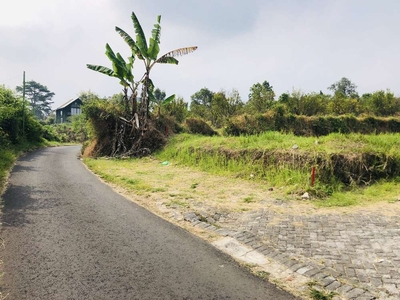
top-left (311, 166), bottom-right (316, 187)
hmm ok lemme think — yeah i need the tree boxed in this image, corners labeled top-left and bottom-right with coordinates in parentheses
top-left (86, 11), bottom-right (197, 156)
top-left (151, 87), bottom-right (175, 117)
top-left (279, 90), bottom-right (328, 116)
top-left (161, 96), bottom-right (189, 123)
top-left (190, 87), bottom-right (214, 120)
top-left (16, 81), bottom-right (54, 120)
top-left (368, 90), bottom-right (400, 116)
top-left (1, 85), bottom-right (43, 144)
top-left (246, 81), bottom-right (275, 114)
top-left (328, 77), bottom-right (358, 97)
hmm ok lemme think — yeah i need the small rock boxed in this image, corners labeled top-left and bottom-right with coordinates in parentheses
top-left (250, 174), bottom-right (254, 178)
top-left (213, 213), bottom-right (221, 221)
top-left (206, 217), bottom-right (216, 224)
top-left (292, 144), bottom-right (299, 150)
top-left (184, 212), bottom-right (199, 222)
top-left (268, 187), bottom-right (273, 191)
top-left (301, 192), bottom-right (310, 200)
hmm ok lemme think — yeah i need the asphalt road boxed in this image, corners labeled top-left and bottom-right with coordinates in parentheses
top-left (0, 146), bottom-right (297, 300)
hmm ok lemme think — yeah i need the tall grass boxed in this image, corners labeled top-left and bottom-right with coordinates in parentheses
top-left (155, 132), bottom-right (400, 206)
top-left (0, 148), bottom-right (16, 192)
top-left (0, 140), bottom-right (51, 193)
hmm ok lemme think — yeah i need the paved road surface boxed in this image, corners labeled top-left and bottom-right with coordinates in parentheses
top-left (0, 146), bottom-right (296, 300)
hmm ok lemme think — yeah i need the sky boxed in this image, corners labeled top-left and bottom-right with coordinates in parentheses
top-left (1, 0), bottom-right (400, 109)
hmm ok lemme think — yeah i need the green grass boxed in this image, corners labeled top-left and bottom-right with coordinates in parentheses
top-left (0, 148), bottom-right (16, 192)
top-left (82, 132), bottom-right (399, 208)
top-left (157, 132), bottom-right (400, 155)
top-left (314, 179), bottom-right (400, 207)
top-left (243, 196), bottom-right (255, 203)
top-left (0, 140), bottom-right (50, 193)
top-left (155, 132), bottom-right (400, 207)
top-left (164, 199), bottom-right (190, 208)
top-left (84, 158), bottom-right (154, 195)
top-left (309, 288), bottom-right (335, 300)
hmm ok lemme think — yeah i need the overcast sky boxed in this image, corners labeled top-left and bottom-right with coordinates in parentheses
top-left (1, 0), bottom-right (399, 108)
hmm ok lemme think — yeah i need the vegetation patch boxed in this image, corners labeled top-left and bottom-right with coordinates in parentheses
top-left (224, 113), bottom-right (400, 137)
top-left (0, 149), bottom-right (15, 193)
top-left (184, 118), bottom-right (218, 136)
top-left (156, 132), bottom-right (400, 205)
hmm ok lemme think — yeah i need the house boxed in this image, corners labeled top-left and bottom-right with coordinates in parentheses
top-left (55, 98), bottom-right (82, 123)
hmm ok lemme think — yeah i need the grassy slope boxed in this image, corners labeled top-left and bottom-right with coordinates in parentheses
top-left (82, 132), bottom-right (400, 208)
top-left (155, 132), bottom-right (400, 207)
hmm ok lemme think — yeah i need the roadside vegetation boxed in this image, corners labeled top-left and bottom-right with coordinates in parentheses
top-left (0, 85), bottom-right (44, 191)
top-left (0, 85), bottom-right (81, 193)
top-left (77, 13), bottom-right (399, 209)
top-left (2, 11), bottom-right (399, 209)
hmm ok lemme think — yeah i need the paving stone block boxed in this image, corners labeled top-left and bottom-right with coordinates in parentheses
top-left (289, 263), bottom-right (307, 272)
top-left (325, 280), bottom-right (341, 291)
top-left (336, 284), bottom-right (354, 294)
top-left (296, 266), bottom-right (314, 275)
top-left (383, 283), bottom-right (399, 295)
top-left (304, 267), bottom-right (322, 277)
top-left (343, 287), bottom-right (366, 299)
top-left (310, 272), bottom-right (329, 280)
top-left (321, 276), bottom-right (336, 287)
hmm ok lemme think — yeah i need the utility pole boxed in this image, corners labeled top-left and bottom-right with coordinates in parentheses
top-left (22, 71), bottom-right (26, 135)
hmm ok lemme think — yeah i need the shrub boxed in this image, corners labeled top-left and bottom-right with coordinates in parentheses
top-left (185, 118), bottom-right (218, 136)
top-left (223, 113), bottom-right (400, 137)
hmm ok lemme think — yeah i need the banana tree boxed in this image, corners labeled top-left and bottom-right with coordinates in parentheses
top-left (86, 11), bottom-right (197, 157)
top-left (87, 44), bottom-right (135, 115)
top-left (115, 12), bottom-right (197, 124)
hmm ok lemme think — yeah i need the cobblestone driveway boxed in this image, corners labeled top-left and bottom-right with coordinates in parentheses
top-left (180, 200), bottom-right (400, 299)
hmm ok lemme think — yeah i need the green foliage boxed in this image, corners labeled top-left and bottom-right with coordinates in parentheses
top-left (276, 86), bottom-right (399, 117)
top-left (190, 88), bottom-right (244, 128)
top-left (156, 132), bottom-right (400, 206)
top-left (16, 80), bottom-right (55, 120)
top-left (224, 112), bottom-right (400, 137)
top-left (280, 90), bottom-right (328, 116)
top-left (0, 85), bottom-right (44, 144)
top-left (368, 90), bottom-right (400, 116)
top-left (309, 288), bottom-right (336, 300)
top-left (190, 87), bottom-right (214, 120)
top-left (0, 148), bottom-right (15, 192)
top-left (245, 81), bottom-right (275, 114)
top-left (161, 96), bottom-right (189, 123)
top-left (328, 77), bottom-right (357, 97)
top-left (0, 85), bottom-right (52, 193)
top-left (184, 118), bottom-right (218, 136)
top-left (86, 11), bottom-right (197, 157)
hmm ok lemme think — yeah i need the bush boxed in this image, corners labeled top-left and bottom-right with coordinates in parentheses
top-left (154, 115), bottom-right (184, 136)
top-left (185, 118), bottom-right (218, 136)
top-left (223, 112), bottom-right (400, 137)
top-left (0, 86), bottom-right (44, 144)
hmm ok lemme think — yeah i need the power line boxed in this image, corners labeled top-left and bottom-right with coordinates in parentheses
top-left (0, 74), bottom-right (21, 83)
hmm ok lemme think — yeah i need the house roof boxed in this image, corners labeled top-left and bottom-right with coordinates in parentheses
top-left (56, 98), bottom-right (81, 110)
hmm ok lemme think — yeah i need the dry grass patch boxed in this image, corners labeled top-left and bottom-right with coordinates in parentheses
top-left (83, 156), bottom-right (310, 215)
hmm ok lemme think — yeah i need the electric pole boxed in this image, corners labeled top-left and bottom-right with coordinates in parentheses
top-left (22, 71), bottom-right (26, 135)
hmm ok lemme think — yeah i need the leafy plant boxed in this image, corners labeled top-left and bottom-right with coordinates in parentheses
top-left (86, 11), bottom-right (197, 157)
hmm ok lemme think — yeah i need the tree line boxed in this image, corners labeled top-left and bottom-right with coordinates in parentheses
top-left (162, 77), bottom-right (399, 129)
